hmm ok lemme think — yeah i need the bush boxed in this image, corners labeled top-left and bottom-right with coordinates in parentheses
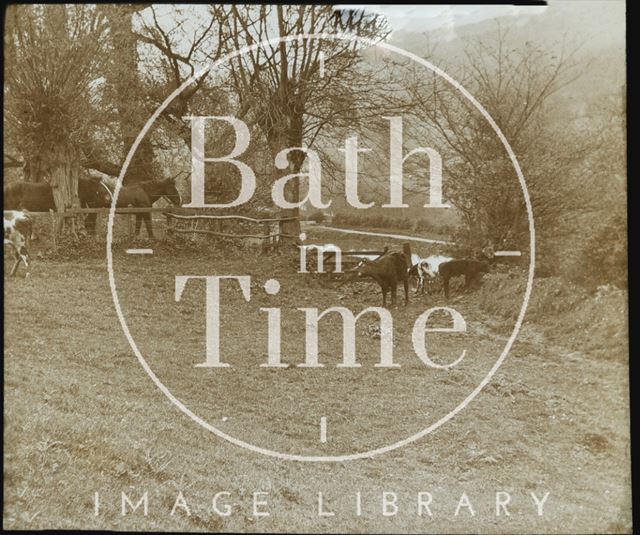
top-left (572, 212), bottom-right (627, 289)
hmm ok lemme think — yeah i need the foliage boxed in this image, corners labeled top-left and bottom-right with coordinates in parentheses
top-left (405, 27), bottom-right (583, 248)
top-left (573, 211), bottom-right (627, 289)
top-left (2, 6), bottom-right (626, 289)
top-left (4, 5), bottom-right (107, 181)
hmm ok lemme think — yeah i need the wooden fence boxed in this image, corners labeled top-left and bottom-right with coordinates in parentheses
top-left (164, 211), bottom-right (298, 252)
top-left (25, 207), bottom-right (299, 252)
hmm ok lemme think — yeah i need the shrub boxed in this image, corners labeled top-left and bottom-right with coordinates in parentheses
top-left (572, 212), bottom-right (627, 290)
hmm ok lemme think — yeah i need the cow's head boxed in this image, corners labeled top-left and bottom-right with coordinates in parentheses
top-left (355, 258), bottom-right (378, 278)
top-left (158, 176), bottom-right (182, 206)
top-left (97, 181), bottom-right (113, 206)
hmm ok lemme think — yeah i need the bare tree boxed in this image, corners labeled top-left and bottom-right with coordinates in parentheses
top-left (219, 5), bottom-right (390, 239)
top-left (407, 26), bottom-right (582, 247)
top-left (134, 5), bottom-right (232, 149)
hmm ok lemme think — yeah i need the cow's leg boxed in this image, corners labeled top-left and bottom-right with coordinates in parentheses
top-left (390, 280), bottom-right (397, 307)
top-left (85, 213), bottom-right (97, 236)
top-left (443, 276), bottom-right (450, 299)
top-left (19, 246), bottom-right (30, 277)
top-left (381, 286), bottom-right (388, 308)
top-left (403, 277), bottom-right (409, 306)
top-left (464, 274), bottom-right (476, 291)
top-left (143, 213), bottom-right (154, 239)
top-left (135, 214), bottom-right (143, 236)
top-left (10, 248), bottom-right (21, 276)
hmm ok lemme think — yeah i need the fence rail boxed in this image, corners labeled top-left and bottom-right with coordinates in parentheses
top-left (20, 207), bottom-right (298, 220)
top-left (20, 207), bottom-right (169, 216)
top-left (165, 212), bottom-right (298, 223)
top-left (21, 207), bottom-right (299, 252)
top-left (168, 228), bottom-right (297, 240)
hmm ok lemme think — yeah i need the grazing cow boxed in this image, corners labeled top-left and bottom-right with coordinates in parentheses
top-left (350, 246), bottom-right (390, 269)
top-left (4, 210), bottom-right (33, 276)
top-left (409, 254), bottom-right (454, 295)
top-left (344, 243), bottom-right (412, 308)
top-left (438, 258), bottom-right (490, 298)
top-left (114, 176), bottom-right (182, 238)
top-left (81, 178), bottom-right (113, 234)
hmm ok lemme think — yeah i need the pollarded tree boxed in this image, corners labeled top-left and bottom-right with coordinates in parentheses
top-left (4, 4), bottom-right (108, 214)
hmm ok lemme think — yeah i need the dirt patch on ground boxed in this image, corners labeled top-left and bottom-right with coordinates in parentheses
top-left (476, 270), bottom-right (628, 360)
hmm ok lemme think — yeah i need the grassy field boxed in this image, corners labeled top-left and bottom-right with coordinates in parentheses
top-left (3, 227), bottom-right (631, 532)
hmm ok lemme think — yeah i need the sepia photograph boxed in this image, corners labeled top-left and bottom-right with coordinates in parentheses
top-left (3, 2), bottom-right (629, 532)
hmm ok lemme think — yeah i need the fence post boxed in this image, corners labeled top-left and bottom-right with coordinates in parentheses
top-left (262, 222), bottom-right (269, 254)
top-left (49, 209), bottom-right (58, 252)
top-left (164, 213), bottom-right (173, 238)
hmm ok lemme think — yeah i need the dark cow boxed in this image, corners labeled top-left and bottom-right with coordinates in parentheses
top-left (114, 177), bottom-right (182, 238)
top-left (4, 210), bottom-right (33, 276)
top-left (80, 178), bottom-right (113, 234)
top-left (3, 177), bottom-right (112, 234)
top-left (3, 182), bottom-right (55, 212)
top-left (344, 243), bottom-right (412, 308)
top-left (438, 258), bottom-right (490, 298)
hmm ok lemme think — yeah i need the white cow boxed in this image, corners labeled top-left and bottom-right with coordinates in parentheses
top-left (409, 254), bottom-right (454, 295)
top-left (4, 210), bottom-right (33, 277)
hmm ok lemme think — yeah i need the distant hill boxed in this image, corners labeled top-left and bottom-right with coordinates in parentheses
top-left (389, 1), bottom-right (624, 59)
top-left (387, 0), bottom-right (625, 105)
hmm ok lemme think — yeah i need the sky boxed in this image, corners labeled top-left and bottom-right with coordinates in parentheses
top-left (142, 4), bottom-right (550, 39)
top-left (334, 3), bottom-right (548, 34)
top-left (137, 2), bottom-right (623, 71)
top-left (143, 2), bottom-right (623, 38)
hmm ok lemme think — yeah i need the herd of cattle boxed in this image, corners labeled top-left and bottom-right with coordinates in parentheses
top-left (340, 242), bottom-right (494, 307)
top-left (4, 177), bottom-right (495, 296)
top-left (4, 174), bottom-right (182, 236)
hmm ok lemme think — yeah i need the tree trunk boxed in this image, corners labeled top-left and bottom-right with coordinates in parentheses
top-left (45, 143), bottom-right (81, 235)
top-left (267, 120), bottom-right (304, 246)
top-left (23, 159), bottom-right (46, 183)
top-left (103, 5), bottom-right (156, 184)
